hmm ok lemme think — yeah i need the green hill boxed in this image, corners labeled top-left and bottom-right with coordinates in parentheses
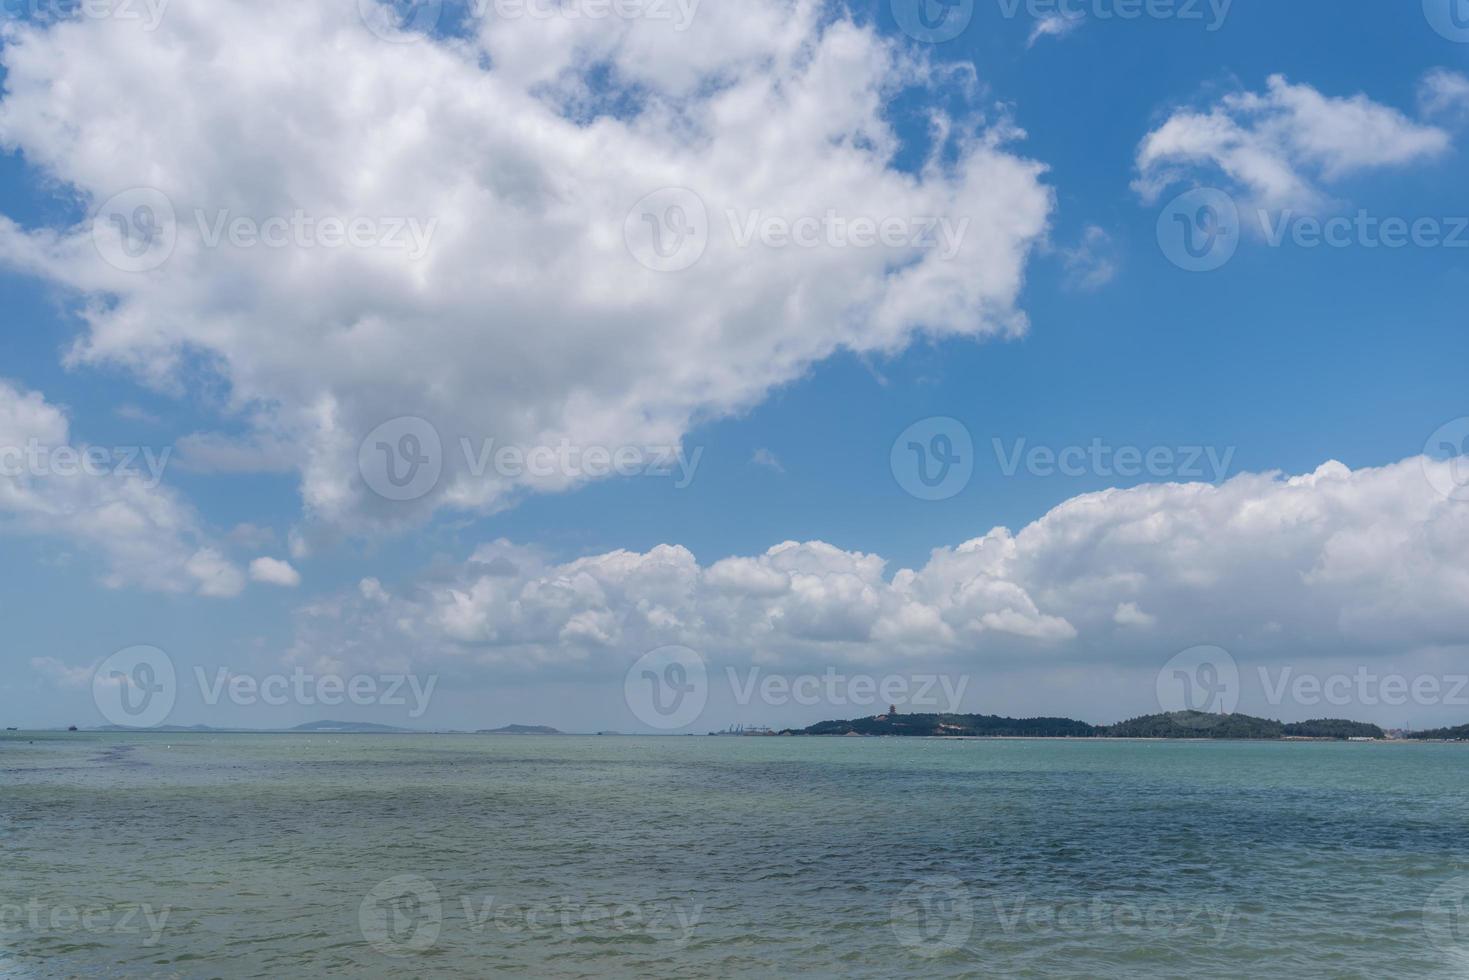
top-left (789, 713), bottom-right (1096, 738)
top-left (1407, 724), bottom-right (1469, 741)
top-left (786, 711), bottom-right (1385, 740)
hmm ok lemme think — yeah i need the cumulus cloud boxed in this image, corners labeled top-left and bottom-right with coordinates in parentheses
top-left (1028, 14), bottom-right (1083, 48)
top-left (1419, 68), bottom-right (1469, 122)
top-left (286, 455), bottom-right (1469, 677)
top-left (0, 0), bottom-right (1053, 536)
top-left (1112, 602), bottom-right (1155, 628)
top-left (1134, 74), bottom-right (1452, 211)
top-left (0, 380), bottom-right (246, 596)
top-left (250, 556), bottom-right (302, 588)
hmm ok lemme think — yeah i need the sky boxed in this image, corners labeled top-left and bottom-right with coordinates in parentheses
top-left (1, 0), bottom-right (1468, 732)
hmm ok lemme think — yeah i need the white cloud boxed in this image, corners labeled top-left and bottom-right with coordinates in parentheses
top-left (250, 556), bottom-right (302, 588)
top-left (1134, 74), bottom-right (1452, 211)
top-left (186, 548), bottom-right (248, 598)
top-left (750, 448), bottom-right (785, 473)
top-left (1059, 224), bottom-right (1118, 290)
top-left (1028, 14), bottom-right (1082, 48)
top-left (289, 455), bottom-right (1469, 677)
top-left (31, 655), bottom-right (92, 689)
top-left (0, 0), bottom-right (1053, 536)
top-left (0, 380), bottom-right (245, 596)
top-left (1113, 602), bottom-right (1155, 627)
top-left (1419, 68), bottom-right (1469, 121)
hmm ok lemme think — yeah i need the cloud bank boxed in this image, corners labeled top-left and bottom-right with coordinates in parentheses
top-left (291, 455), bottom-right (1469, 677)
top-left (0, 0), bottom-right (1053, 535)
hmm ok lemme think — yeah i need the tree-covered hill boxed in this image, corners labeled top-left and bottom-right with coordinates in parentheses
top-left (784, 711), bottom-right (1386, 740)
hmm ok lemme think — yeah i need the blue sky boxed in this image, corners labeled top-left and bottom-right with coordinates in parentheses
top-left (2, 0), bottom-right (1468, 731)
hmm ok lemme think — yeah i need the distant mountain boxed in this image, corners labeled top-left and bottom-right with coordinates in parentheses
top-left (290, 721), bottom-right (413, 733)
top-left (785, 711), bottom-right (1385, 740)
top-left (789, 713), bottom-right (1096, 738)
top-left (477, 724), bottom-right (562, 735)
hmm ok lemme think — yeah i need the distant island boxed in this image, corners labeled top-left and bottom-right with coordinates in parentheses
top-left (290, 721), bottom-right (412, 733)
top-left (1406, 723), bottom-right (1469, 741)
top-left (781, 710), bottom-right (1390, 740)
top-left (477, 724), bottom-right (563, 735)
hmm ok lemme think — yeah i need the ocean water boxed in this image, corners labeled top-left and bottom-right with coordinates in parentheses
top-left (3, 733), bottom-right (1469, 978)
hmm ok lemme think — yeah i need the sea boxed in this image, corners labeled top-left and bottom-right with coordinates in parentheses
top-left (3, 732), bottom-right (1468, 977)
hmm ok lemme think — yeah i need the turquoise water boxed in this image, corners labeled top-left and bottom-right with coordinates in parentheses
top-left (4, 733), bottom-right (1469, 977)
